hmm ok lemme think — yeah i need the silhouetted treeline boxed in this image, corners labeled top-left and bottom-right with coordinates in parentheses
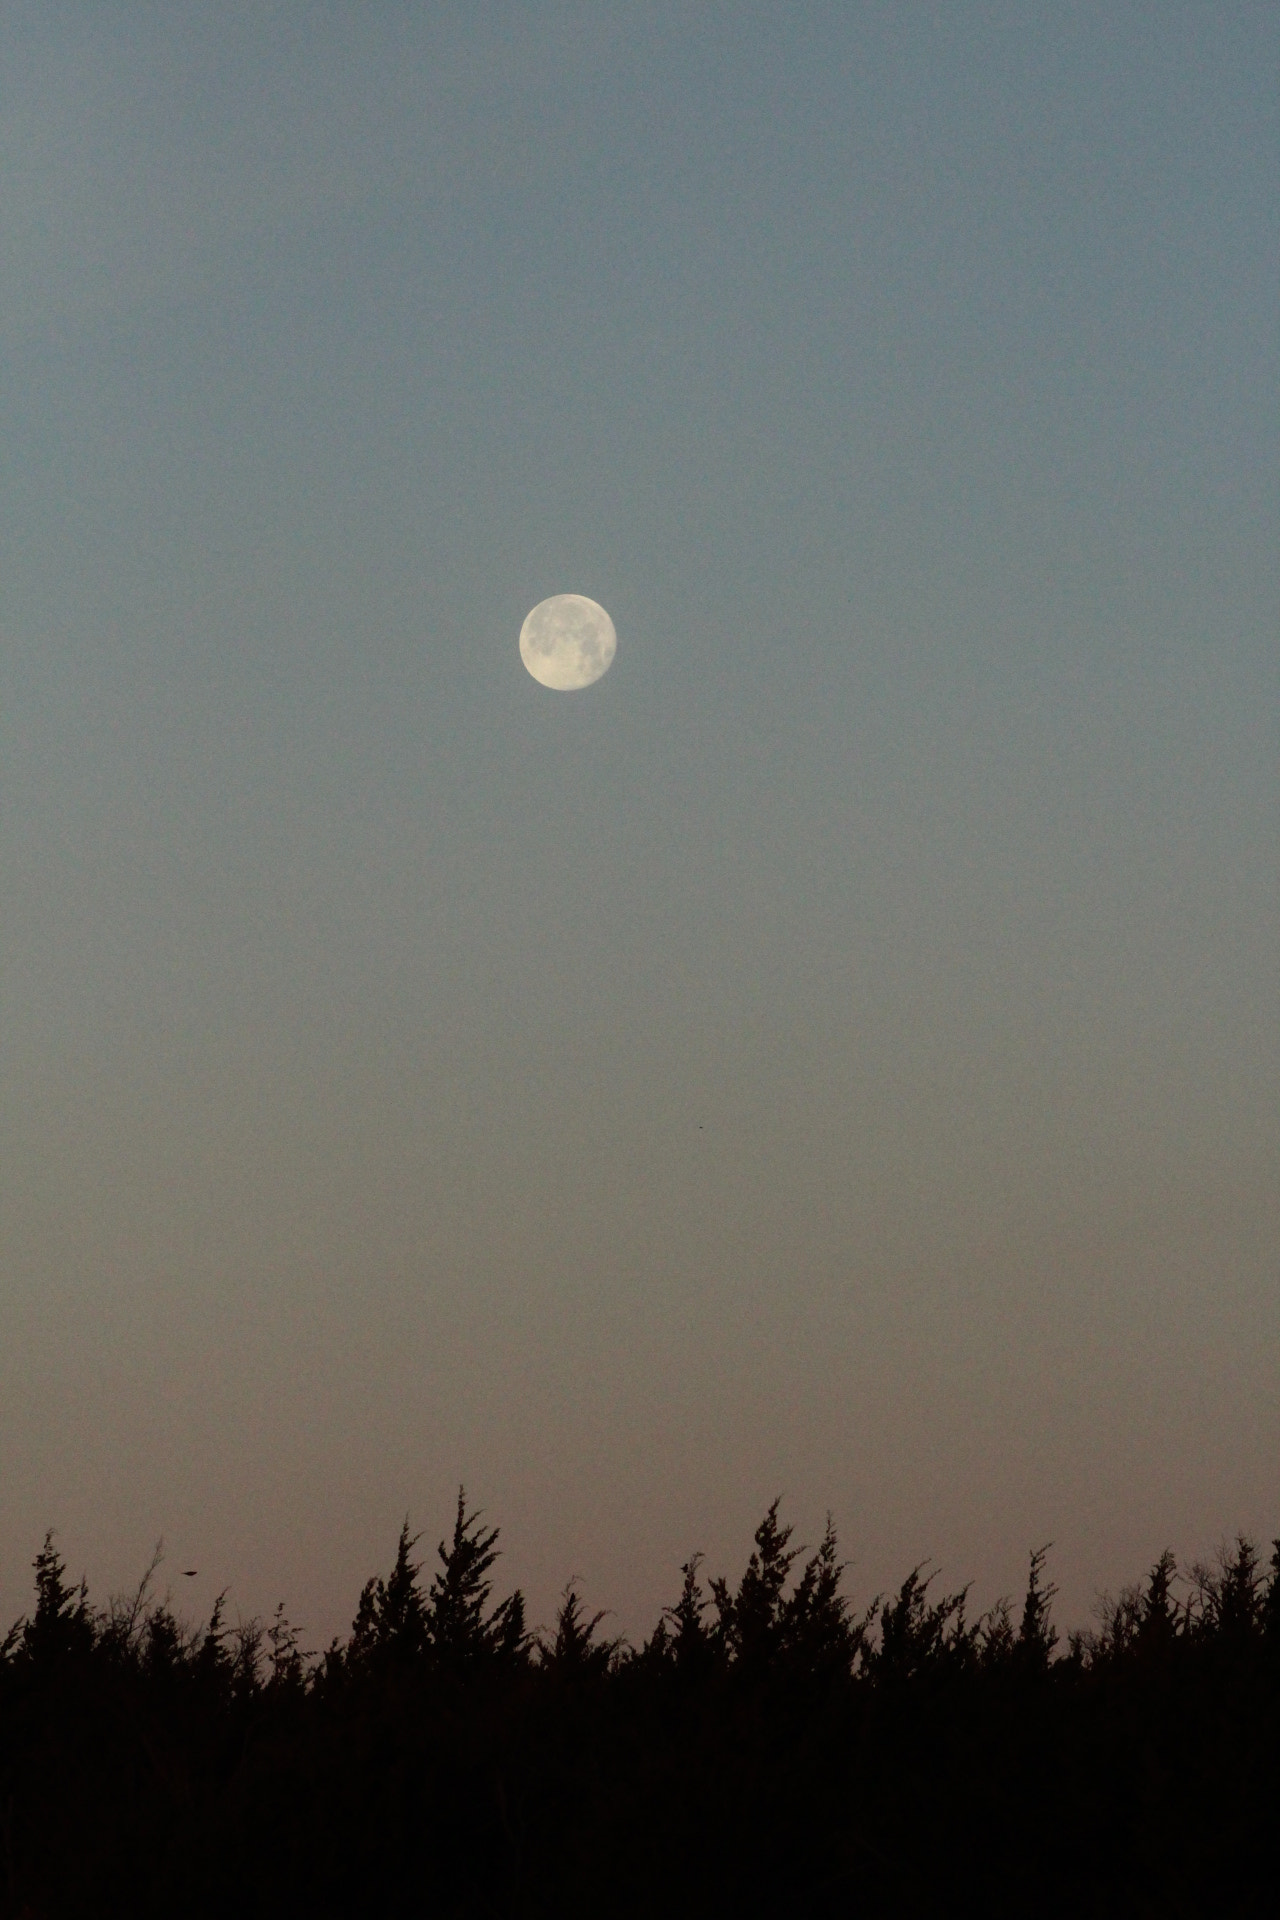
top-left (2, 1494), bottom-right (1277, 1917)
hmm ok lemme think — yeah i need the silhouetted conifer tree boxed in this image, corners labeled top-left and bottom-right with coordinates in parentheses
top-left (346, 1518), bottom-right (428, 1672)
top-left (1201, 1534), bottom-right (1263, 1646)
top-left (661, 1554), bottom-right (716, 1679)
top-left (265, 1601), bottom-right (307, 1693)
top-left (782, 1514), bottom-right (868, 1679)
top-left (1017, 1543), bottom-right (1058, 1670)
top-left (870, 1564), bottom-right (973, 1682)
top-left (980, 1593), bottom-right (1017, 1668)
top-left (426, 1487), bottom-right (528, 1672)
top-left (22, 1534), bottom-right (93, 1672)
top-left (1264, 1539), bottom-right (1280, 1647)
top-left (709, 1499), bottom-right (800, 1670)
top-left (543, 1582), bottom-right (616, 1677)
top-left (1139, 1547), bottom-right (1182, 1657)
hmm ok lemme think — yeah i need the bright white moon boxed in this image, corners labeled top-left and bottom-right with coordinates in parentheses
top-left (519, 594), bottom-right (617, 691)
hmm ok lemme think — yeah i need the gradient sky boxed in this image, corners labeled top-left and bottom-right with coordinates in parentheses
top-left (2, 2), bottom-right (1276, 1648)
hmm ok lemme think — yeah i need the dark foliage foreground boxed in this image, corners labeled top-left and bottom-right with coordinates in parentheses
top-left (2, 1498), bottom-right (1277, 1918)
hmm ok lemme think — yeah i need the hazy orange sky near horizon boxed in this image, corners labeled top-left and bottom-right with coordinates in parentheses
top-left (1, 2), bottom-right (1276, 1649)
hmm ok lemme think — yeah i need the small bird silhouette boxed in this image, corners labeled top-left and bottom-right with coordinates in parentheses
top-left (181, 1569), bottom-right (198, 1577)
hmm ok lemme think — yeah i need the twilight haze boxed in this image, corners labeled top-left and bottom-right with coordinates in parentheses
top-left (1, 3), bottom-right (1275, 1648)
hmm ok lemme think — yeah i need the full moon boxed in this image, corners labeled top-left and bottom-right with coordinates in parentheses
top-left (519, 594), bottom-right (617, 691)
